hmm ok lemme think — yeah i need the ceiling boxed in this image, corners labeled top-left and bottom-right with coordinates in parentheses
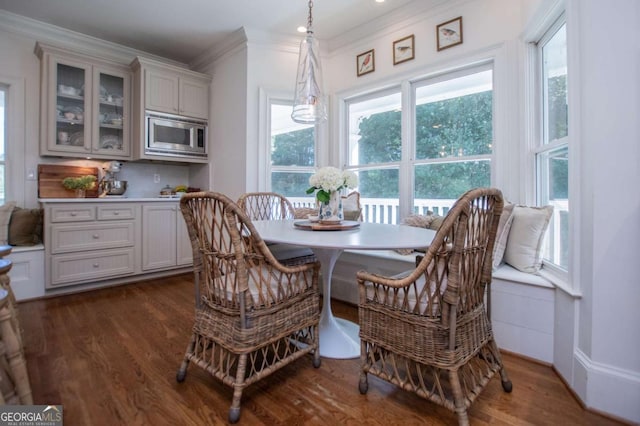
top-left (0, 0), bottom-right (419, 64)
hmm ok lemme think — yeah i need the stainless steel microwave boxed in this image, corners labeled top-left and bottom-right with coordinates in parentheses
top-left (145, 111), bottom-right (207, 159)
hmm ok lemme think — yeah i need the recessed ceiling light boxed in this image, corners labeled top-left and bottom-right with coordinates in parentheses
top-left (297, 26), bottom-right (307, 33)
top-left (376, 0), bottom-right (385, 3)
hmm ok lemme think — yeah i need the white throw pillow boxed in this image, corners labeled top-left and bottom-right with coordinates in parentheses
top-left (504, 205), bottom-right (553, 273)
top-left (0, 202), bottom-right (17, 245)
top-left (492, 202), bottom-right (515, 270)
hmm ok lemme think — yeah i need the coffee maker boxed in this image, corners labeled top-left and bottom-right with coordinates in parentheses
top-left (100, 161), bottom-right (127, 196)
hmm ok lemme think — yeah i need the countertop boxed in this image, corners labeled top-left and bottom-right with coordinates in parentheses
top-left (38, 197), bottom-right (183, 203)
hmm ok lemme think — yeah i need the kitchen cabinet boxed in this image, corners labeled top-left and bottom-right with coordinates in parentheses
top-left (141, 203), bottom-right (193, 271)
top-left (35, 43), bottom-right (131, 159)
top-left (130, 57), bottom-right (211, 163)
top-left (44, 203), bottom-right (137, 288)
top-left (132, 57), bottom-right (210, 120)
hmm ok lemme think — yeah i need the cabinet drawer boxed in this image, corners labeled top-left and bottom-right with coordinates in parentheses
top-left (97, 204), bottom-right (137, 220)
top-left (50, 222), bottom-right (135, 254)
top-left (49, 205), bottom-right (95, 222)
top-left (48, 248), bottom-right (135, 287)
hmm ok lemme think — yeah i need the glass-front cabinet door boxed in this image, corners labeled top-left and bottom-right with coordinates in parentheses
top-left (92, 67), bottom-right (130, 157)
top-left (37, 43), bottom-right (131, 159)
top-left (51, 59), bottom-right (92, 154)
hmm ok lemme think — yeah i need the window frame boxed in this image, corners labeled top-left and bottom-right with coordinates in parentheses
top-left (259, 88), bottom-right (319, 198)
top-left (341, 62), bottom-right (495, 223)
top-left (523, 3), bottom-right (578, 293)
top-left (533, 14), bottom-right (570, 279)
top-left (0, 75), bottom-right (26, 207)
top-left (0, 84), bottom-right (6, 204)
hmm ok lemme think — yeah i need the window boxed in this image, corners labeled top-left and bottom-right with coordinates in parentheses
top-left (346, 89), bottom-right (402, 223)
top-left (413, 67), bottom-right (493, 217)
top-left (268, 101), bottom-right (316, 205)
top-left (345, 65), bottom-right (493, 223)
top-left (535, 19), bottom-right (568, 270)
top-left (0, 85), bottom-right (6, 204)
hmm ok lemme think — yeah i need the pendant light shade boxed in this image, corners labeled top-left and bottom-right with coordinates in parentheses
top-left (292, 1), bottom-right (327, 124)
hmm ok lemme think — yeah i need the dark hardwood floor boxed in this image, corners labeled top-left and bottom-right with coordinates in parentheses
top-left (19, 274), bottom-right (623, 425)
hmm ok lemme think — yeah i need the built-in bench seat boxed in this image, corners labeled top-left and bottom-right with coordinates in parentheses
top-left (7, 244), bottom-right (45, 301)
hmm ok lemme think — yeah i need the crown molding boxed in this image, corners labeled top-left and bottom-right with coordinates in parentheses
top-left (190, 26), bottom-right (303, 72)
top-left (0, 9), bottom-right (186, 67)
top-left (189, 27), bottom-right (248, 71)
top-left (326, 0), bottom-right (458, 53)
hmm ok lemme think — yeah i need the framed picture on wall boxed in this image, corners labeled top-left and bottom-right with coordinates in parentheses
top-left (393, 35), bottom-right (415, 65)
top-left (436, 16), bottom-right (463, 51)
top-left (356, 49), bottom-right (375, 77)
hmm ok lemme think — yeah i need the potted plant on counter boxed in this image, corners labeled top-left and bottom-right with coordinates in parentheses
top-left (62, 175), bottom-right (97, 198)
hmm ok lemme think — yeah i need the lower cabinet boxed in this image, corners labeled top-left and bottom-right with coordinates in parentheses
top-left (45, 202), bottom-right (138, 289)
top-left (43, 200), bottom-right (193, 290)
top-left (141, 203), bottom-right (192, 271)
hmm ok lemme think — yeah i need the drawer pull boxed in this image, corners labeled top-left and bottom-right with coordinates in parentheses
top-left (93, 263), bottom-right (100, 268)
top-left (70, 212), bottom-right (77, 217)
top-left (92, 234), bottom-right (100, 239)
top-left (113, 211), bottom-right (120, 216)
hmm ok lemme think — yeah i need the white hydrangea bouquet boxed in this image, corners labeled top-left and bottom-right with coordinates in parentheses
top-left (306, 167), bottom-right (358, 222)
top-left (306, 167), bottom-right (358, 202)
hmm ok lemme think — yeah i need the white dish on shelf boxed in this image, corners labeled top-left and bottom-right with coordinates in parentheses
top-left (99, 135), bottom-right (121, 150)
top-left (58, 85), bottom-right (79, 96)
top-left (69, 131), bottom-right (84, 147)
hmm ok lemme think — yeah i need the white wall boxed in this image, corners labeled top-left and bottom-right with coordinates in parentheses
top-left (245, 35), bottom-right (300, 193)
top-left (200, 42), bottom-right (248, 200)
top-left (569, 0), bottom-right (640, 421)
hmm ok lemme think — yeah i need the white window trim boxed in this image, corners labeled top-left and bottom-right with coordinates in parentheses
top-left (522, 0), bottom-right (580, 293)
top-left (258, 87), bottom-right (322, 193)
top-left (0, 75), bottom-right (26, 207)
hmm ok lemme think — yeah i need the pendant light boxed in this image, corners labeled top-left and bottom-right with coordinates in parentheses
top-left (291, 0), bottom-right (328, 124)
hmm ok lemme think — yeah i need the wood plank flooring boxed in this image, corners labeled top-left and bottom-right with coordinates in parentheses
top-left (19, 274), bottom-right (624, 425)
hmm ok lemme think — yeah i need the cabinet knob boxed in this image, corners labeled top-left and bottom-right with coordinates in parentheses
top-left (92, 263), bottom-right (99, 268)
top-left (70, 212), bottom-right (77, 217)
top-left (92, 234), bottom-right (100, 239)
top-left (113, 211), bottom-right (120, 216)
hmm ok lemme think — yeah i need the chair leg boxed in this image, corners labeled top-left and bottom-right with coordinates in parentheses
top-left (176, 334), bottom-right (196, 382)
top-left (449, 369), bottom-right (470, 426)
top-left (488, 339), bottom-right (513, 392)
top-left (358, 342), bottom-right (369, 394)
top-left (358, 371), bottom-right (369, 394)
top-left (229, 353), bottom-right (248, 424)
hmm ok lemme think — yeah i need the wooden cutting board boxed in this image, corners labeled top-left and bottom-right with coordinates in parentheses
top-left (38, 164), bottom-right (100, 198)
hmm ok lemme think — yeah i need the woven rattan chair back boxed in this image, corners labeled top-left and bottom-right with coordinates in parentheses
top-left (357, 187), bottom-right (511, 426)
top-left (237, 191), bottom-right (295, 221)
top-left (237, 191), bottom-right (317, 267)
top-left (177, 191), bottom-right (321, 423)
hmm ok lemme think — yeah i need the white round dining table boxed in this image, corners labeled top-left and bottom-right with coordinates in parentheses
top-left (252, 219), bottom-right (436, 359)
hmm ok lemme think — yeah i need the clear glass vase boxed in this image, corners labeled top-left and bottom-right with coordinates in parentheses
top-left (74, 189), bottom-right (86, 198)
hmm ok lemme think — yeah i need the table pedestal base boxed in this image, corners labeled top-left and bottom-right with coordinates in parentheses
top-left (314, 248), bottom-right (360, 359)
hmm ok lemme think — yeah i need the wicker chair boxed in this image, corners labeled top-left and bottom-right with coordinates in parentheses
top-left (177, 192), bottom-right (321, 423)
top-left (357, 188), bottom-right (512, 426)
top-left (237, 192), bottom-right (316, 266)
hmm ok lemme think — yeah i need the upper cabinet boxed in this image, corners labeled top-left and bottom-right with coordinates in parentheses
top-left (130, 57), bottom-right (211, 163)
top-left (131, 57), bottom-right (210, 120)
top-left (35, 43), bottom-right (131, 159)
